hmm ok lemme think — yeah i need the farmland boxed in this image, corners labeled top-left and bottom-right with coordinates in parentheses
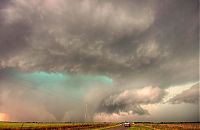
top-left (0, 122), bottom-right (199, 130)
top-left (0, 122), bottom-right (118, 130)
top-left (128, 123), bottom-right (200, 130)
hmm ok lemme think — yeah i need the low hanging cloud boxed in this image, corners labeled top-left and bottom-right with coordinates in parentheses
top-left (0, 0), bottom-right (198, 87)
top-left (0, 70), bottom-right (113, 121)
top-left (168, 83), bottom-right (199, 104)
top-left (96, 86), bottom-right (166, 115)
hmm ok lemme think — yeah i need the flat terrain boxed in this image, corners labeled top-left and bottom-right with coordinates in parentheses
top-left (107, 123), bottom-right (200, 130)
top-left (0, 122), bottom-right (117, 130)
top-left (128, 123), bottom-right (200, 130)
top-left (0, 122), bottom-right (199, 130)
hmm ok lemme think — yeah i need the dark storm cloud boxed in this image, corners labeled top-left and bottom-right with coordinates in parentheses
top-left (148, 0), bottom-right (199, 86)
top-left (0, 0), bottom-right (198, 121)
top-left (168, 83), bottom-right (199, 104)
top-left (96, 86), bottom-right (166, 115)
top-left (0, 1), bottom-right (32, 60)
top-left (0, 0), bottom-right (198, 87)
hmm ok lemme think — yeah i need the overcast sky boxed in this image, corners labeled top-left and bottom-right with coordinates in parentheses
top-left (0, 0), bottom-right (199, 122)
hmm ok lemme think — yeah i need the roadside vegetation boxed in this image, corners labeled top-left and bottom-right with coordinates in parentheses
top-left (128, 123), bottom-right (200, 130)
top-left (0, 122), bottom-right (199, 130)
top-left (0, 122), bottom-right (117, 130)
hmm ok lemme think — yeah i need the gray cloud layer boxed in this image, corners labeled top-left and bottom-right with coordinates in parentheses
top-left (97, 86), bottom-right (166, 115)
top-left (0, 0), bottom-right (198, 86)
top-left (169, 83), bottom-right (199, 104)
top-left (0, 0), bottom-right (198, 122)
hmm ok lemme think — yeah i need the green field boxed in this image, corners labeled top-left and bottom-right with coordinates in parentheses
top-left (0, 122), bottom-right (199, 130)
top-left (0, 122), bottom-right (117, 130)
top-left (128, 123), bottom-right (200, 130)
top-left (128, 125), bottom-right (153, 130)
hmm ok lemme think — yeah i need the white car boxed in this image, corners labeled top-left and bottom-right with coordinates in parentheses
top-left (124, 122), bottom-right (131, 127)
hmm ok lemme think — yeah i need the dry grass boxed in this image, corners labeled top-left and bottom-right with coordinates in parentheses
top-left (145, 123), bottom-right (200, 130)
top-left (0, 122), bottom-right (117, 130)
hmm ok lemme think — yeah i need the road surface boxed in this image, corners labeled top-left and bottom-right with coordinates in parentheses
top-left (106, 125), bottom-right (128, 130)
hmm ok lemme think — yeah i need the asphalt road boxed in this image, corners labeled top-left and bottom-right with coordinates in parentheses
top-left (106, 125), bottom-right (129, 130)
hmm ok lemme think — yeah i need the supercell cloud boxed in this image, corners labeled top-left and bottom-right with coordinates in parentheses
top-left (97, 86), bottom-right (166, 115)
top-left (0, 0), bottom-right (199, 122)
top-left (169, 84), bottom-right (199, 104)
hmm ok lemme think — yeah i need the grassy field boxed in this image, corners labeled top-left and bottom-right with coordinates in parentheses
top-left (128, 123), bottom-right (200, 130)
top-left (0, 122), bottom-right (117, 130)
top-left (128, 125), bottom-right (153, 130)
top-left (0, 122), bottom-right (199, 130)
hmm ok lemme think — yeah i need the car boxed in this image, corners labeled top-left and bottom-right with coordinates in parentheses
top-left (124, 122), bottom-right (131, 127)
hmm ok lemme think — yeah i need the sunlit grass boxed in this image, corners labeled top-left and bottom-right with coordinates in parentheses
top-left (128, 123), bottom-right (200, 130)
top-left (128, 124), bottom-right (153, 130)
top-left (0, 122), bottom-right (117, 129)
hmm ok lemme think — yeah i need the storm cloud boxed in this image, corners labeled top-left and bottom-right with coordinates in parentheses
top-left (168, 84), bottom-right (199, 104)
top-left (0, 0), bottom-right (198, 122)
top-left (97, 86), bottom-right (166, 115)
top-left (0, 0), bottom-right (198, 86)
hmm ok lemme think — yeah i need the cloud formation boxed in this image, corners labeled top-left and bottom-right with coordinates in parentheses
top-left (0, 0), bottom-right (198, 122)
top-left (0, 70), bottom-right (113, 121)
top-left (168, 83), bottom-right (199, 104)
top-left (97, 86), bottom-right (166, 115)
top-left (0, 0), bottom-right (198, 86)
